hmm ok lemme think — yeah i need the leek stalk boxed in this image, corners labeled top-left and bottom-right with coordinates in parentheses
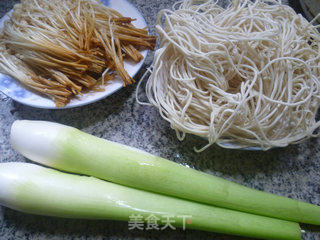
top-left (0, 162), bottom-right (301, 240)
top-left (10, 120), bottom-right (320, 225)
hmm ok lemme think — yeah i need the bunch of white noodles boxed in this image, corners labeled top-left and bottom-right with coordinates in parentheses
top-left (138, 0), bottom-right (320, 151)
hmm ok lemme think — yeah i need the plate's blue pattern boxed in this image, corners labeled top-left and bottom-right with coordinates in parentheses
top-left (101, 0), bottom-right (110, 6)
top-left (0, 75), bottom-right (12, 88)
top-left (0, 73), bottom-right (32, 100)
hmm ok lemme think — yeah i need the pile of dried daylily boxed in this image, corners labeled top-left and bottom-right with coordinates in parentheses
top-left (0, 0), bottom-right (156, 107)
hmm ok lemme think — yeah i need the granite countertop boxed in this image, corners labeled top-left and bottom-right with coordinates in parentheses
top-left (0, 1), bottom-right (319, 240)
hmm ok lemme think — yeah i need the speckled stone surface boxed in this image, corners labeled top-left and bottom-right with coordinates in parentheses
top-left (0, 0), bottom-right (319, 240)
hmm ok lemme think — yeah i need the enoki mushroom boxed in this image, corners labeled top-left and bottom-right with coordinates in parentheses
top-left (138, 0), bottom-right (320, 151)
top-left (0, 0), bottom-right (156, 107)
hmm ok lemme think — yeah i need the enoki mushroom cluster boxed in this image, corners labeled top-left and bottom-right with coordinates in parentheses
top-left (141, 0), bottom-right (320, 151)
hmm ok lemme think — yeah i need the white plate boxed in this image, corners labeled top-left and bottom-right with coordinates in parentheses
top-left (217, 141), bottom-right (263, 151)
top-left (0, 0), bottom-right (148, 109)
